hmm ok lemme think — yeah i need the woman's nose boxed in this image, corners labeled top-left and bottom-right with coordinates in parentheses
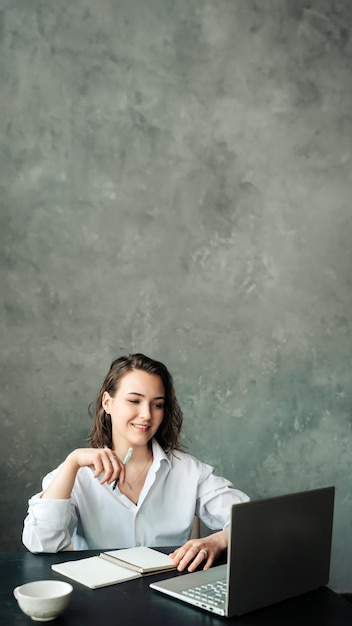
top-left (139, 403), bottom-right (151, 419)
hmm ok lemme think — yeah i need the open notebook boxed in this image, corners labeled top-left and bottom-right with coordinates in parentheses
top-left (150, 486), bottom-right (335, 617)
top-left (52, 546), bottom-right (175, 589)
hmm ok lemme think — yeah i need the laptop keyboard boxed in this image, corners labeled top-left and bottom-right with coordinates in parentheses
top-left (181, 578), bottom-right (227, 608)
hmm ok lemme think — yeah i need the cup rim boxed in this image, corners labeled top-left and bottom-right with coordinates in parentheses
top-left (14, 580), bottom-right (73, 600)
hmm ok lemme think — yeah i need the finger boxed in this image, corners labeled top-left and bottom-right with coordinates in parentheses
top-left (169, 544), bottom-right (188, 560)
top-left (98, 456), bottom-right (113, 483)
top-left (176, 544), bottom-right (201, 572)
top-left (106, 454), bottom-right (123, 485)
top-left (109, 449), bottom-right (129, 485)
top-left (186, 546), bottom-right (204, 572)
top-left (169, 544), bottom-right (190, 568)
top-left (92, 456), bottom-right (106, 478)
top-left (188, 548), bottom-right (213, 572)
top-left (118, 463), bottom-right (126, 485)
top-left (99, 452), bottom-right (120, 484)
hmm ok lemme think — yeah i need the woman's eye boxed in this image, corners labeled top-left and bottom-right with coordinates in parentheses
top-left (153, 403), bottom-right (164, 409)
top-left (128, 399), bottom-right (139, 404)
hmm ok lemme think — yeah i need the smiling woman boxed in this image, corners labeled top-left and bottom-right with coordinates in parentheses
top-left (88, 354), bottom-right (183, 454)
top-left (22, 354), bottom-right (249, 573)
top-left (102, 370), bottom-right (165, 454)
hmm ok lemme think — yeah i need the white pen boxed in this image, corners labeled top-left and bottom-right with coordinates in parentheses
top-left (112, 447), bottom-right (133, 490)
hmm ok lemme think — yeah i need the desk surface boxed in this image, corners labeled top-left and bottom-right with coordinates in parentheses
top-left (1, 550), bottom-right (352, 625)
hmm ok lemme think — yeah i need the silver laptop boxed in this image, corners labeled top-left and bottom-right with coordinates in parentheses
top-left (150, 486), bottom-right (335, 617)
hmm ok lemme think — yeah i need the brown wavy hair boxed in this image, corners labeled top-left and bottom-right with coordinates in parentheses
top-left (88, 353), bottom-right (184, 453)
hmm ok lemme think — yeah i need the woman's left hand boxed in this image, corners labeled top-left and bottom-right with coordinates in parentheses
top-left (169, 529), bottom-right (228, 572)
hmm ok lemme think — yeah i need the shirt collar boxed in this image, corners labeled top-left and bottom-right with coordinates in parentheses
top-left (151, 438), bottom-right (171, 469)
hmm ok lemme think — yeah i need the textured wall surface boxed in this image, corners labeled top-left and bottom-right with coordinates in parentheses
top-left (1, 0), bottom-right (352, 591)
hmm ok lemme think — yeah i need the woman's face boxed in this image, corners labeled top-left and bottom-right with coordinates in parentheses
top-left (102, 369), bottom-right (165, 450)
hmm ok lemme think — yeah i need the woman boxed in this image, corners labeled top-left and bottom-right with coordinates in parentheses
top-left (22, 353), bottom-right (249, 572)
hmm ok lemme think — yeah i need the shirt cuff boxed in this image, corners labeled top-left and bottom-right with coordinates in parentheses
top-left (28, 493), bottom-right (72, 531)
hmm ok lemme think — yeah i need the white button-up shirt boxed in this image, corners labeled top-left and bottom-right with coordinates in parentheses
top-left (22, 439), bottom-right (249, 553)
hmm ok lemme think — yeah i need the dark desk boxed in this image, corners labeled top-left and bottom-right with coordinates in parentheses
top-left (1, 550), bottom-right (352, 625)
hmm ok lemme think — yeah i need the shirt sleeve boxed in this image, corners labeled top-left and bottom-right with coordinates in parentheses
top-left (22, 468), bottom-right (79, 553)
top-left (196, 464), bottom-right (250, 531)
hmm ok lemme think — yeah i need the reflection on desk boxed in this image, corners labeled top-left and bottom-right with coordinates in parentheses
top-left (1, 550), bottom-right (352, 625)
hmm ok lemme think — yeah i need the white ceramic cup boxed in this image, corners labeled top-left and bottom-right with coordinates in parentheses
top-left (13, 580), bottom-right (73, 622)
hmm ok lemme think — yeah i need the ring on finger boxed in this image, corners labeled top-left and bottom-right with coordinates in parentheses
top-left (199, 549), bottom-right (208, 559)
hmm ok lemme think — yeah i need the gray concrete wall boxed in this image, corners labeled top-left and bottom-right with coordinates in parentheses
top-left (1, 0), bottom-right (351, 591)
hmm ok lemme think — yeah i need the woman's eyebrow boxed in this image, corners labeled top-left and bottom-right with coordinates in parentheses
top-left (126, 392), bottom-right (165, 400)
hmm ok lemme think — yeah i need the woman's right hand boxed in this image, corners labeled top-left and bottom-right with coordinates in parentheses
top-left (42, 447), bottom-right (126, 500)
top-left (66, 448), bottom-right (126, 486)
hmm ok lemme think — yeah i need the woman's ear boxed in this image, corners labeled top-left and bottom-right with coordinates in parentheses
top-left (102, 391), bottom-right (112, 414)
